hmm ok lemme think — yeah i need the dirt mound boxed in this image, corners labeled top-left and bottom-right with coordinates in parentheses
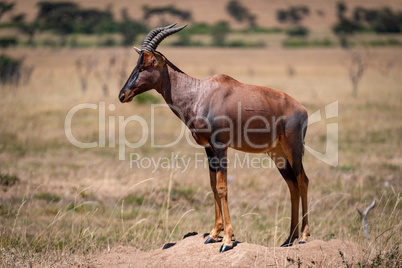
top-left (86, 233), bottom-right (364, 267)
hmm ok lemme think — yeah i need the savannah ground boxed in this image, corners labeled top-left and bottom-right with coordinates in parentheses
top-left (0, 46), bottom-right (401, 267)
top-left (0, 0), bottom-right (402, 266)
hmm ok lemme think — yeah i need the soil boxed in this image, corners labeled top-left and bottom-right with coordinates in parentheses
top-left (83, 233), bottom-right (365, 267)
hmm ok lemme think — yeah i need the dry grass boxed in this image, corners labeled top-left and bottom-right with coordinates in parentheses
top-left (0, 46), bottom-right (401, 267)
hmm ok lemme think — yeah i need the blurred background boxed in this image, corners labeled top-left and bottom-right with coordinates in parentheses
top-left (0, 0), bottom-right (401, 266)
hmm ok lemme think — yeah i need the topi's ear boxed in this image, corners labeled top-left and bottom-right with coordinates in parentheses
top-left (133, 46), bottom-right (141, 54)
top-left (151, 51), bottom-right (166, 67)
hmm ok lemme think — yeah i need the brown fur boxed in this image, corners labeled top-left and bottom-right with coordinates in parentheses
top-left (119, 50), bottom-right (311, 249)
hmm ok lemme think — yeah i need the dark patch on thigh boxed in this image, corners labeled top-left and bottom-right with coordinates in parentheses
top-left (277, 160), bottom-right (298, 187)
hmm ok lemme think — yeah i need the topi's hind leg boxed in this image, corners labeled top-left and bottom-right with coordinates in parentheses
top-left (278, 125), bottom-right (308, 246)
top-left (299, 165), bottom-right (310, 243)
top-left (277, 110), bottom-right (310, 246)
top-left (268, 147), bottom-right (299, 247)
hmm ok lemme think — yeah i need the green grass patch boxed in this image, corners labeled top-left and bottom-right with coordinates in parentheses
top-left (226, 39), bottom-right (266, 48)
top-left (236, 27), bottom-right (283, 34)
top-left (171, 34), bottom-right (206, 47)
top-left (124, 194), bottom-right (145, 206)
top-left (79, 190), bottom-right (96, 200)
top-left (366, 130), bottom-right (387, 143)
top-left (0, 172), bottom-right (19, 187)
top-left (361, 38), bottom-right (402, 47)
top-left (339, 165), bottom-right (356, 171)
top-left (385, 164), bottom-right (400, 171)
top-left (134, 92), bottom-right (161, 104)
top-left (185, 23), bottom-right (213, 34)
top-left (34, 192), bottom-right (61, 203)
top-left (283, 38), bottom-right (334, 48)
top-left (170, 186), bottom-right (195, 202)
top-left (66, 202), bottom-right (97, 213)
top-left (325, 233), bottom-right (336, 240)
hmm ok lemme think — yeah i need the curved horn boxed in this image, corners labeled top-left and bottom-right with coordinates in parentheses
top-left (144, 24), bottom-right (188, 52)
top-left (141, 23), bottom-right (177, 51)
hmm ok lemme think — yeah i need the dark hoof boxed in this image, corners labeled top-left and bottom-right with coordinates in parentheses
top-left (204, 237), bottom-right (217, 244)
top-left (162, 242), bottom-right (176, 250)
top-left (280, 241), bottom-right (293, 247)
top-left (298, 241), bottom-right (306, 244)
top-left (183, 232), bottom-right (198, 239)
top-left (219, 244), bottom-right (233, 253)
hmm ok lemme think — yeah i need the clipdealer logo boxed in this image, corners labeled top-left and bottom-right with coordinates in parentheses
top-left (64, 101), bottom-right (338, 169)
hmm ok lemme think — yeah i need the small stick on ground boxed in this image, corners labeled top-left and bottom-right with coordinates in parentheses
top-left (357, 198), bottom-right (376, 243)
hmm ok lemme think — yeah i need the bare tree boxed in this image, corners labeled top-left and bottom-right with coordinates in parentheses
top-left (287, 65), bottom-right (295, 77)
top-left (21, 65), bottom-right (35, 85)
top-left (95, 53), bottom-right (120, 97)
top-left (75, 56), bottom-right (96, 93)
top-left (343, 49), bottom-right (370, 98)
top-left (116, 50), bottom-right (130, 87)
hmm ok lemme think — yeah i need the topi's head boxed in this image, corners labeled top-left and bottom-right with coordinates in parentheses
top-left (119, 23), bottom-right (187, 103)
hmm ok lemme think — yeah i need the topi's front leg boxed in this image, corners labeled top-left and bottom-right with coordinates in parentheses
top-left (204, 148), bottom-right (223, 244)
top-left (214, 146), bottom-right (234, 252)
top-left (216, 169), bottom-right (234, 252)
top-left (204, 169), bottom-right (224, 244)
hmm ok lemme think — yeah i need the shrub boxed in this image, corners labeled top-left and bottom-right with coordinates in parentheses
top-left (227, 40), bottom-right (249, 47)
top-left (333, 3), bottom-right (402, 34)
top-left (0, 37), bottom-right (17, 48)
top-left (142, 4), bottom-right (192, 22)
top-left (185, 23), bottom-right (212, 34)
top-left (227, 39), bottom-right (266, 48)
top-left (42, 38), bottom-right (59, 48)
top-left (354, 6), bottom-right (402, 33)
top-left (172, 34), bottom-right (192, 46)
top-left (371, 8), bottom-right (402, 33)
top-left (286, 26), bottom-right (309, 37)
top-left (333, 18), bottom-right (364, 34)
top-left (226, 0), bottom-right (257, 29)
top-left (119, 8), bottom-right (147, 47)
top-left (101, 37), bottom-right (117, 47)
top-left (36, 1), bottom-right (117, 35)
top-left (277, 6), bottom-right (309, 25)
top-left (210, 21), bottom-right (230, 47)
top-left (0, 54), bottom-right (22, 85)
